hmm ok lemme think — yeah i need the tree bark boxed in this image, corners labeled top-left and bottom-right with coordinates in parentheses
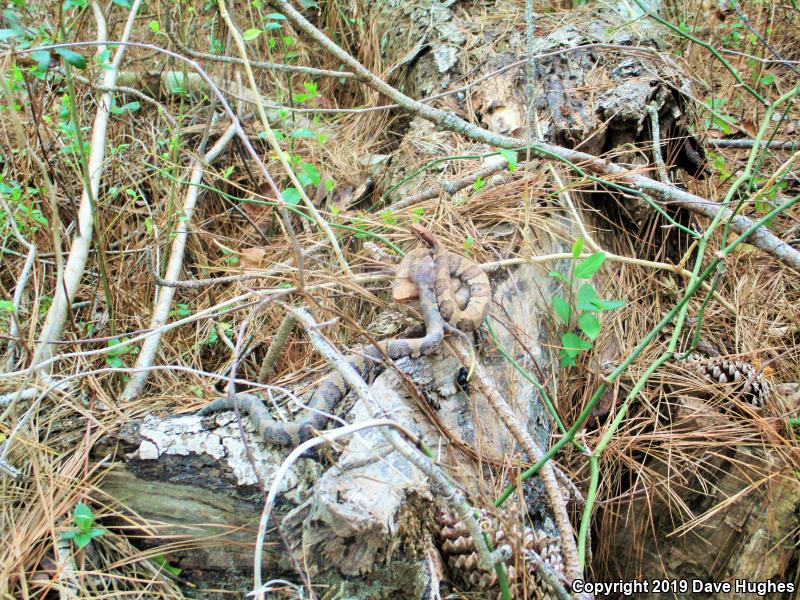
top-left (94, 0), bottom-right (797, 598)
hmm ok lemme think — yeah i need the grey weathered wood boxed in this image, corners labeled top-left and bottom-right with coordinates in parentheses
top-left (93, 0), bottom-right (798, 597)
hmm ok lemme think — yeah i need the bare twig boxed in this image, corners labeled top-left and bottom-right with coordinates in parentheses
top-left (121, 122), bottom-right (238, 402)
top-left (271, 0), bottom-right (800, 272)
top-left (647, 104), bottom-right (670, 185)
top-left (217, 0), bottom-right (351, 277)
top-left (287, 306), bottom-right (510, 582)
top-left (386, 160), bottom-right (513, 210)
top-left (444, 333), bottom-right (584, 588)
top-left (0, 197), bottom-right (37, 371)
top-left (727, 0), bottom-right (800, 76)
top-left (706, 139), bottom-right (799, 150)
top-left (163, 6), bottom-right (357, 80)
top-left (31, 0), bottom-right (143, 373)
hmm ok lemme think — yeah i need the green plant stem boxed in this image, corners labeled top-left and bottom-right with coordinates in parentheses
top-left (631, 0), bottom-right (766, 106)
top-left (493, 194), bottom-right (799, 508)
top-left (63, 68), bottom-right (116, 334)
top-left (484, 531), bottom-right (512, 600)
top-left (720, 81), bottom-right (800, 248)
top-left (677, 269), bottom-right (722, 360)
top-left (577, 456), bottom-right (598, 567)
top-left (487, 318), bottom-right (587, 452)
top-left (525, 146), bottom-right (699, 238)
top-left (571, 84), bottom-right (800, 558)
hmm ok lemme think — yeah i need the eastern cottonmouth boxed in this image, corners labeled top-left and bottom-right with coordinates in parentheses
top-left (198, 225), bottom-right (491, 446)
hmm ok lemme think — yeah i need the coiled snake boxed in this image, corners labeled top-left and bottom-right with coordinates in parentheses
top-left (198, 225), bottom-right (491, 446)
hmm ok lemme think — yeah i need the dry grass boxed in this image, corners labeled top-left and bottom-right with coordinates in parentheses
top-left (0, 0), bottom-right (798, 598)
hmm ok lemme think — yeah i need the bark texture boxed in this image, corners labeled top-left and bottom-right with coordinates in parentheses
top-left (94, 0), bottom-right (797, 597)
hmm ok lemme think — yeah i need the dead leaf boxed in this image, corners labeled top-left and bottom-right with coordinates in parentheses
top-left (240, 247), bottom-right (266, 270)
top-left (740, 119), bottom-right (757, 136)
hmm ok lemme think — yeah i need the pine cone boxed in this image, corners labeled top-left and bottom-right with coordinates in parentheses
top-left (436, 508), bottom-right (565, 599)
top-left (685, 353), bottom-right (769, 409)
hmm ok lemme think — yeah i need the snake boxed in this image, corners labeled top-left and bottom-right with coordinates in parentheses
top-left (198, 225), bottom-right (491, 446)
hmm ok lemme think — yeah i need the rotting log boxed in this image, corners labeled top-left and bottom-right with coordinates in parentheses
top-left (93, 0), bottom-right (798, 598)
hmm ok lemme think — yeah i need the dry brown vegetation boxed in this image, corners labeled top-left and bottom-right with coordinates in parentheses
top-left (0, 0), bottom-right (798, 598)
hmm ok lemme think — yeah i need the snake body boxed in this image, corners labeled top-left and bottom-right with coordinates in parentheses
top-left (199, 227), bottom-right (490, 446)
top-left (410, 224), bottom-right (491, 332)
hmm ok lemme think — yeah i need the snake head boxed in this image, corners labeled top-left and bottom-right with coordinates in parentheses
top-left (408, 254), bottom-right (436, 286)
top-left (410, 223), bottom-right (439, 250)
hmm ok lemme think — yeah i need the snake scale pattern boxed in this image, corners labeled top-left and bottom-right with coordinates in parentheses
top-left (198, 225), bottom-right (491, 446)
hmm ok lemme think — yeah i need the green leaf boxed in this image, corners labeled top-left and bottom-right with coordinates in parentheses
top-left (267, 12), bottom-right (287, 20)
top-left (282, 188), bottom-right (301, 205)
top-left (73, 502), bottom-right (94, 532)
top-left (561, 332), bottom-right (592, 356)
top-left (73, 528), bottom-right (105, 550)
top-left (119, 101), bottom-right (140, 112)
top-left (552, 296), bottom-right (571, 325)
top-left (298, 162), bottom-right (321, 186)
top-left (578, 312), bottom-right (600, 340)
top-left (165, 71), bottom-right (187, 94)
top-left (559, 352), bottom-right (577, 368)
top-left (60, 530), bottom-right (78, 540)
top-left (591, 298), bottom-right (625, 311)
top-left (0, 300), bottom-right (16, 313)
top-left (55, 48), bottom-right (87, 69)
top-left (760, 73), bottom-right (776, 86)
top-left (290, 127), bottom-right (316, 139)
top-left (473, 176), bottom-right (485, 192)
top-left (31, 50), bottom-right (51, 71)
top-left (3, 9), bottom-right (25, 34)
top-left (574, 252), bottom-right (605, 279)
top-left (264, 22), bottom-right (282, 30)
top-left (463, 236), bottom-right (475, 253)
top-left (242, 28), bottom-right (262, 41)
top-left (547, 270), bottom-right (568, 284)
top-left (299, 0), bottom-right (318, 7)
top-left (496, 148), bottom-right (517, 172)
top-left (149, 20), bottom-right (160, 33)
top-left (112, 0), bottom-right (133, 7)
top-left (571, 237), bottom-right (584, 259)
top-left (0, 29), bottom-right (18, 41)
top-left (152, 554), bottom-right (182, 577)
top-left (576, 284), bottom-right (599, 311)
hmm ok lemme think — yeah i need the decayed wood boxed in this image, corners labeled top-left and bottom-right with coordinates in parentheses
top-left (93, 414), bottom-right (322, 589)
top-left (600, 392), bottom-right (800, 598)
top-left (92, 0), bottom-right (796, 597)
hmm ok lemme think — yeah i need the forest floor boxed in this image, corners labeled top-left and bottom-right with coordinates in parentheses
top-left (0, 0), bottom-right (798, 598)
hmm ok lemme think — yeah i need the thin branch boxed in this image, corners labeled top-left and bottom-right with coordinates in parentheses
top-left (727, 0), bottom-right (800, 76)
top-left (0, 197), bottom-right (37, 371)
top-left (217, 0), bottom-right (351, 277)
top-left (647, 104), bottom-right (669, 185)
top-left (270, 0), bottom-right (800, 272)
top-left (31, 0), bottom-right (143, 374)
top-left (445, 334), bottom-right (583, 587)
top-left (120, 122), bottom-right (238, 402)
top-left (163, 6), bottom-right (358, 80)
top-left (287, 306), bottom-right (510, 579)
top-left (706, 139), bottom-right (799, 150)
